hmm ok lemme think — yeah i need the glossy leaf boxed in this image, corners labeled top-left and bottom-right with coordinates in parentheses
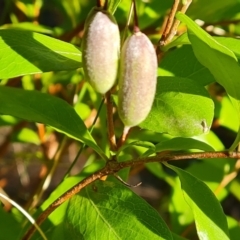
top-left (0, 29), bottom-right (81, 79)
top-left (166, 164), bottom-right (230, 240)
top-left (64, 180), bottom-right (173, 240)
top-left (155, 137), bottom-right (214, 152)
top-left (140, 77), bottom-right (214, 137)
top-left (0, 86), bottom-right (106, 160)
top-left (177, 12), bottom-right (240, 101)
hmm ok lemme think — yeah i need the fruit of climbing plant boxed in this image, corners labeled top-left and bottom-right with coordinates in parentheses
top-left (82, 7), bottom-right (120, 94)
top-left (118, 31), bottom-right (157, 127)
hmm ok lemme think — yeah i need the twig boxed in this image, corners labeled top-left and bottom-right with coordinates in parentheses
top-left (64, 98), bottom-right (105, 178)
top-left (156, 0), bottom-right (192, 56)
top-left (114, 174), bottom-right (142, 187)
top-left (27, 136), bottom-right (68, 210)
top-left (22, 150), bottom-right (240, 239)
top-left (159, 0), bottom-right (180, 47)
top-left (0, 193), bottom-right (47, 240)
top-left (165, 0), bottom-right (192, 44)
top-left (214, 144), bottom-right (240, 195)
top-left (117, 126), bottom-right (131, 149)
top-left (105, 91), bottom-right (117, 151)
top-left (132, 0), bottom-right (140, 33)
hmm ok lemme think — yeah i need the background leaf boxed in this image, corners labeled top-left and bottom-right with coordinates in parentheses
top-left (159, 45), bottom-right (215, 86)
top-left (64, 179), bottom-right (173, 240)
top-left (0, 29), bottom-right (81, 79)
top-left (140, 77), bottom-right (214, 137)
top-left (166, 164), bottom-right (230, 240)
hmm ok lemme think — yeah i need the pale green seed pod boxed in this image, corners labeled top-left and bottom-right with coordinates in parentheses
top-left (82, 7), bottom-right (120, 94)
top-left (118, 31), bottom-right (157, 127)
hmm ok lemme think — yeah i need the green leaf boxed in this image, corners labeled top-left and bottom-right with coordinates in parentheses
top-left (64, 180), bottom-right (173, 240)
top-left (0, 22), bottom-right (54, 35)
top-left (159, 45), bottom-right (215, 86)
top-left (166, 164), bottom-right (230, 240)
top-left (171, 232), bottom-right (188, 240)
top-left (161, 32), bottom-right (189, 51)
top-left (216, 37), bottom-right (240, 59)
top-left (108, 0), bottom-right (122, 14)
top-left (0, 86), bottom-right (107, 160)
top-left (176, 12), bottom-right (240, 101)
top-left (227, 216), bottom-right (240, 240)
top-left (117, 140), bottom-right (155, 156)
top-left (11, 127), bottom-right (40, 144)
top-left (0, 29), bottom-right (81, 79)
top-left (0, 207), bottom-right (22, 240)
top-left (155, 137), bottom-right (214, 152)
top-left (140, 77), bottom-right (214, 137)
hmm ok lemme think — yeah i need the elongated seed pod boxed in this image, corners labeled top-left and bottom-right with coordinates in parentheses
top-left (82, 7), bottom-right (120, 94)
top-left (118, 31), bottom-right (157, 127)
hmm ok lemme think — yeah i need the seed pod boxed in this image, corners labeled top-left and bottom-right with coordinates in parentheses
top-left (82, 7), bottom-right (120, 94)
top-left (118, 31), bottom-right (157, 127)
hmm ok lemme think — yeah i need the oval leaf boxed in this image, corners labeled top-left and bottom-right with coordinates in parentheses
top-left (64, 180), bottom-right (173, 240)
top-left (140, 77), bottom-right (214, 137)
top-left (0, 29), bottom-right (81, 79)
top-left (166, 164), bottom-right (230, 240)
top-left (155, 137), bottom-right (214, 152)
top-left (176, 12), bottom-right (240, 101)
top-left (0, 86), bottom-right (106, 160)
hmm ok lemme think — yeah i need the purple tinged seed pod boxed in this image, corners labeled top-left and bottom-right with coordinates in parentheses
top-left (82, 7), bottom-right (120, 94)
top-left (118, 31), bottom-right (157, 127)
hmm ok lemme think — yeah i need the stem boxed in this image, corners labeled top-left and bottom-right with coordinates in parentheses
top-left (22, 150), bottom-right (240, 239)
top-left (103, 0), bottom-right (108, 10)
top-left (64, 98), bottom-right (105, 178)
top-left (27, 136), bottom-right (68, 211)
top-left (117, 126), bottom-right (131, 149)
top-left (105, 91), bottom-right (117, 151)
top-left (96, 0), bottom-right (101, 7)
top-left (156, 0), bottom-right (192, 56)
top-left (132, 0), bottom-right (140, 33)
top-left (165, 0), bottom-right (192, 44)
top-left (214, 144), bottom-right (240, 195)
top-left (159, 0), bottom-right (180, 47)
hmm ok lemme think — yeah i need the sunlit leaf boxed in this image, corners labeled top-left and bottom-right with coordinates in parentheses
top-left (166, 164), bottom-right (230, 240)
top-left (176, 12), bottom-right (240, 101)
top-left (140, 77), bottom-right (214, 137)
top-left (0, 30), bottom-right (81, 79)
top-left (64, 180), bottom-right (173, 239)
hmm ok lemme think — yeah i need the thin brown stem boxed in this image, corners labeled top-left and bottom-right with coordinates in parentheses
top-left (117, 126), bottom-right (131, 149)
top-left (105, 91), bottom-right (117, 151)
top-left (103, 0), bottom-right (108, 10)
top-left (157, 0), bottom-right (192, 57)
top-left (159, 0), bottom-right (180, 47)
top-left (132, 0), bottom-right (140, 33)
top-left (96, 0), bottom-right (102, 8)
top-left (165, 0), bottom-right (192, 44)
top-left (22, 150), bottom-right (240, 239)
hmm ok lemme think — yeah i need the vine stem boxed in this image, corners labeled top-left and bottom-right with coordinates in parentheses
top-left (105, 91), bottom-right (117, 151)
top-left (156, 0), bottom-right (192, 56)
top-left (22, 150), bottom-right (240, 240)
top-left (132, 0), bottom-right (140, 33)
